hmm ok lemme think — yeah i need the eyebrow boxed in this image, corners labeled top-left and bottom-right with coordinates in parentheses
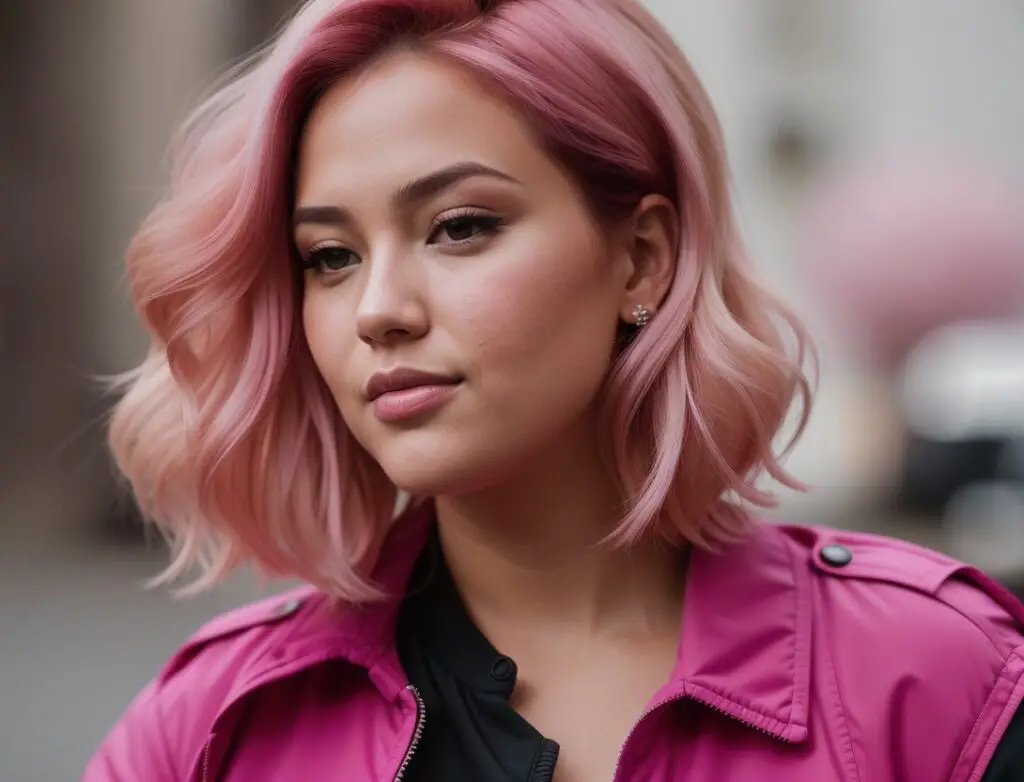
top-left (292, 161), bottom-right (521, 229)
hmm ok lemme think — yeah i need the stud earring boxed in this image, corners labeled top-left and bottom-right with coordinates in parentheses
top-left (632, 304), bottom-right (652, 328)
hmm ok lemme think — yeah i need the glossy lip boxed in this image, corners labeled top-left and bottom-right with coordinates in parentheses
top-left (365, 367), bottom-right (463, 424)
top-left (364, 367), bottom-right (463, 402)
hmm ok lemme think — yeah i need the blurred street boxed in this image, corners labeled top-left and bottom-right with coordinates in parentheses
top-left (0, 480), bottom-right (288, 781)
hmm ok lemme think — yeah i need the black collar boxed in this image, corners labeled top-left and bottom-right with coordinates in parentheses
top-left (399, 526), bottom-right (519, 699)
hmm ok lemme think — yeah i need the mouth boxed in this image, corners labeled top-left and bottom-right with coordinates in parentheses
top-left (365, 367), bottom-right (463, 424)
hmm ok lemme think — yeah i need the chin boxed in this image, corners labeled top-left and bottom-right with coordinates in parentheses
top-left (372, 432), bottom-right (512, 498)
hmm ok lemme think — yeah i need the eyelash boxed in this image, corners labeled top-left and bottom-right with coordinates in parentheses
top-left (427, 208), bottom-right (505, 246)
top-left (301, 242), bottom-right (357, 276)
top-left (300, 209), bottom-right (505, 278)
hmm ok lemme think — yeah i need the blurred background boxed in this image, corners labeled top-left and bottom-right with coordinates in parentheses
top-left (1, 1), bottom-right (1022, 778)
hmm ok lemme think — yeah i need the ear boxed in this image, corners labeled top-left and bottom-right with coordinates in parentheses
top-left (612, 194), bottom-right (678, 325)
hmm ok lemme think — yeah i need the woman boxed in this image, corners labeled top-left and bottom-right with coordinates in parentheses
top-left (85, 0), bottom-right (1024, 780)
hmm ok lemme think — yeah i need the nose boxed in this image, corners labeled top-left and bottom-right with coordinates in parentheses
top-left (355, 252), bottom-right (429, 348)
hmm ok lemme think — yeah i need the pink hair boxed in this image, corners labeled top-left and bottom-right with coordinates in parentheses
top-left (110, 0), bottom-right (813, 600)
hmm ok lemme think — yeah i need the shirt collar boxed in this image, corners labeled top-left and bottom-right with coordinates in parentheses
top-left (398, 524), bottom-right (519, 698)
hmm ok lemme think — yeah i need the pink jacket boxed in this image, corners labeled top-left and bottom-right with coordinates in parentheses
top-left (84, 512), bottom-right (1024, 782)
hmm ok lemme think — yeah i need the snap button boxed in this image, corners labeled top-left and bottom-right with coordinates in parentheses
top-left (820, 544), bottom-right (853, 568)
top-left (490, 655), bottom-right (517, 682)
top-left (274, 598), bottom-right (303, 617)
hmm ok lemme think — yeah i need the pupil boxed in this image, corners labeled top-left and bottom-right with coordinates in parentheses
top-left (448, 218), bottom-right (475, 240)
top-left (324, 248), bottom-right (348, 268)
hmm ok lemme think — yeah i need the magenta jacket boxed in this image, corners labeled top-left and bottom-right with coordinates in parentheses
top-left (84, 511), bottom-right (1024, 781)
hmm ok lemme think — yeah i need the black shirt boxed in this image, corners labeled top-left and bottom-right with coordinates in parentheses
top-left (985, 706), bottom-right (1024, 782)
top-left (395, 531), bottom-right (1024, 781)
top-left (396, 531), bottom-right (559, 781)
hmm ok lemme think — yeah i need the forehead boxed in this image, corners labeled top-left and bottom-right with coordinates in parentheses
top-left (294, 52), bottom-right (545, 203)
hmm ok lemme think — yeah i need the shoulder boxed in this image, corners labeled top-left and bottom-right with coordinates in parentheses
top-left (84, 586), bottom-right (325, 782)
top-left (773, 522), bottom-right (1024, 655)
top-left (770, 523), bottom-right (1024, 779)
top-left (155, 585), bottom-right (327, 742)
top-left (157, 585), bottom-right (322, 685)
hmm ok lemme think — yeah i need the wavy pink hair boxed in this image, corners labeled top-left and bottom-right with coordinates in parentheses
top-left (110, 0), bottom-right (813, 600)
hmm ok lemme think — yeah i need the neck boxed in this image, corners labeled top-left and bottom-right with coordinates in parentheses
top-left (432, 414), bottom-right (687, 645)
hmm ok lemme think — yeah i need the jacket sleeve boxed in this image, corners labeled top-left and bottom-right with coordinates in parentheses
top-left (81, 679), bottom-right (179, 782)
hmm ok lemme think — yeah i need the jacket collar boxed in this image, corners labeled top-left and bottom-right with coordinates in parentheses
top-left (677, 524), bottom-right (811, 742)
top-left (276, 503), bottom-right (811, 743)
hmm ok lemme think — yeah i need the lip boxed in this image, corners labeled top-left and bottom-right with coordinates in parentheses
top-left (365, 367), bottom-right (463, 423)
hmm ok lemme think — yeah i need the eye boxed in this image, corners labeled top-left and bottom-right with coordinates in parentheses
top-left (427, 210), bottom-right (504, 246)
top-left (303, 242), bottom-right (360, 276)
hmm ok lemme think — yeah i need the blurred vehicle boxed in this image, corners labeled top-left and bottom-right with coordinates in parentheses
top-left (899, 322), bottom-right (1024, 579)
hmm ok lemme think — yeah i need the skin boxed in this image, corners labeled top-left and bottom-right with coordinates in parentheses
top-left (294, 51), bottom-right (682, 781)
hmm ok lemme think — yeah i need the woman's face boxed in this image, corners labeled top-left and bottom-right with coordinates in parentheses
top-left (293, 52), bottom-right (637, 496)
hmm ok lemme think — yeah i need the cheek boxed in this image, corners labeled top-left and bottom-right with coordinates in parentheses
top-left (454, 224), bottom-right (620, 411)
top-left (302, 293), bottom-right (358, 405)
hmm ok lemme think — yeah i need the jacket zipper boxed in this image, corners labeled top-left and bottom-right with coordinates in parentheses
top-left (393, 685), bottom-right (426, 782)
top-left (200, 732), bottom-right (215, 782)
top-left (697, 698), bottom-right (783, 740)
top-left (611, 694), bottom-right (781, 780)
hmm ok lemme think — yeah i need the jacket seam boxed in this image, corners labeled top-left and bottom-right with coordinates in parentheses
top-left (160, 587), bottom-right (321, 684)
top-left (825, 569), bottom-right (1010, 658)
top-left (686, 681), bottom-right (799, 737)
top-left (822, 639), bottom-right (862, 782)
top-left (824, 562), bottom-right (943, 595)
top-left (783, 533), bottom-right (811, 727)
top-left (833, 529), bottom-right (957, 567)
top-left (949, 650), bottom-right (1024, 782)
top-left (935, 587), bottom-right (1018, 657)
